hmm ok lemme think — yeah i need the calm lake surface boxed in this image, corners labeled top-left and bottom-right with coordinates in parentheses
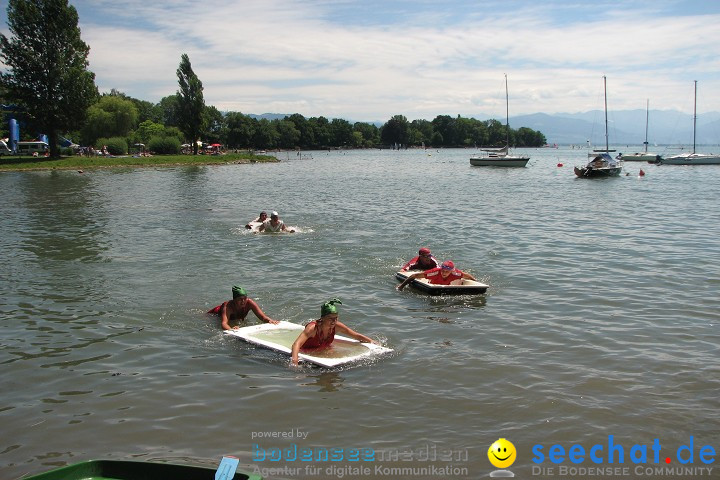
top-left (1, 147), bottom-right (718, 479)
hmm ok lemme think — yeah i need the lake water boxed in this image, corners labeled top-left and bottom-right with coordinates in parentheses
top-left (1, 147), bottom-right (718, 479)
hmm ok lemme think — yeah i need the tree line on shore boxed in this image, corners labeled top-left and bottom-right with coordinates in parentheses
top-left (0, 0), bottom-right (546, 157)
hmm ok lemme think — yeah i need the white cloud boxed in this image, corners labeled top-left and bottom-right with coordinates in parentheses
top-left (47, 1), bottom-right (720, 119)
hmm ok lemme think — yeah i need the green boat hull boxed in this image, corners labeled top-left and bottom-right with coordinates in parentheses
top-left (22, 460), bottom-right (263, 480)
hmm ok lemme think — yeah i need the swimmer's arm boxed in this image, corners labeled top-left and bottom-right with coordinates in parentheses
top-left (336, 321), bottom-right (374, 344)
top-left (249, 299), bottom-right (279, 324)
top-left (219, 303), bottom-right (235, 330)
top-left (396, 272), bottom-right (422, 291)
top-left (462, 271), bottom-right (477, 281)
top-left (290, 325), bottom-right (315, 365)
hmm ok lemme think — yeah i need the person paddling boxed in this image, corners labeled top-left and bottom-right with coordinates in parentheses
top-left (208, 286), bottom-right (279, 330)
top-left (397, 260), bottom-right (477, 290)
top-left (290, 299), bottom-right (374, 366)
top-left (245, 211), bottom-right (268, 229)
top-left (400, 247), bottom-right (439, 271)
top-left (258, 211), bottom-right (295, 233)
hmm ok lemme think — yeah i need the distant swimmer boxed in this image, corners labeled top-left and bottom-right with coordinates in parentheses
top-left (290, 299), bottom-right (374, 366)
top-left (208, 285), bottom-right (279, 329)
top-left (258, 211), bottom-right (295, 233)
top-left (396, 260), bottom-right (477, 290)
top-left (400, 247), bottom-right (439, 271)
top-left (245, 211), bottom-right (268, 229)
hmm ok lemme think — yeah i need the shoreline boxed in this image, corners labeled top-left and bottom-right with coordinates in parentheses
top-left (0, 153), bottom-right (279, 172)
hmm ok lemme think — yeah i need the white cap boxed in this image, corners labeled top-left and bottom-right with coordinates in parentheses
top-left (271, 211), bottom-right (279, 217)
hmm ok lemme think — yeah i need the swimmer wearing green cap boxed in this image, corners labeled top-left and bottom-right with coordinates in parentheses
top-left (207, 285), bottom-right (279, 329)
top-left (290, 299), bottom-right (374, 366)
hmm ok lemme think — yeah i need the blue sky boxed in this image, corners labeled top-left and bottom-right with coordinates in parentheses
top-left (2, 0), bottom-right (720, 122)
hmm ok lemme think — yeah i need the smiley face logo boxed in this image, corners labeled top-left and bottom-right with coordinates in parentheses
top-left (488, 438), bottom-right (516, 469)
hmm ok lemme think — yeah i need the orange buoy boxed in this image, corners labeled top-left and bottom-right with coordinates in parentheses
top-left (557, 163), bottom-right (563, 167)
top-left (639, 169), bottom-right (645, 176)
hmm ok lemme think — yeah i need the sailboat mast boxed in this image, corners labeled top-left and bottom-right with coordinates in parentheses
top-left (505, 74), bottom-right (510, 147)
top-left (644, 99), bottom-right (649, 153)
top-left (693, 80), bottom-right (697, 154)
top-left (603, 76), bottom-right (609, 152)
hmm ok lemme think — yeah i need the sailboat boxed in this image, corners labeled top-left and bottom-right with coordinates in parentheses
top-left (617, 99), bottom-right (663, 163)
top-left (574, 76), bottom-right (623, 178)
top-left (470, 75), bottom-right (530, 167)
top-left (661, 81), bottom-right (720, 165)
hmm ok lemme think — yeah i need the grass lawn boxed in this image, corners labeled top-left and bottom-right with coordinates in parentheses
top-left (0, 152), bottom-right (279, 171)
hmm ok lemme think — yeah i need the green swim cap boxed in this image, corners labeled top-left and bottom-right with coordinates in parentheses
top-left (232, 286), bottom-right (247, 298)
top-left (321, 298), bottom-right (342, 316)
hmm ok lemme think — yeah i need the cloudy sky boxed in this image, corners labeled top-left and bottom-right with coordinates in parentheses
top-left (2, 0), bottom-right (719, 122)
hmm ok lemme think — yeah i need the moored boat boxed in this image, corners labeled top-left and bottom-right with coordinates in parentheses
top-left (618, 152), bottom-right (662, 163)
top-left (617, 99), bottom-right (663, 163)
top-left (661, 152), bottom-right (720, 165)
top-left (660, 81), bottom-right (720, 165)
top-left (395, 270), bottom-right (488, 295)
top-left (21, 459), bottom-right (262, 480)
top-left (574, 76), bottom-right (623, 178)
top-left (470, 75), bottom-right (530, 168)
top-left (574, 152), bottom-right (623, 178)
top-left (470, 148), bottom-right (530, 168)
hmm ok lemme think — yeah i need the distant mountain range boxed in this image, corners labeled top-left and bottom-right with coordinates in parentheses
top-left (511, 110), bottom-right (720, 146)
top-left (249, 111), bottom-right (720, 146)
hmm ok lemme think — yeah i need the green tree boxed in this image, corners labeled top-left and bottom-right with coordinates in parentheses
top-left (105, 89), bottom-right (161, 125)
top-left (380, 115), bottom-right (409, 146)
top-left (203, 105), bottom-right (224, 145)
top-left (353, 122), bottom-right (379, 147)
top-left (156, 95), bottom-right (180, 127)
top-left (253, 119), bottom-right (278, 149)
top-left (330, 118), bottom-right (354, 147)
top-left (465, 119), bottom-right (488, 146)
top-left (176, 53), bottom-right (206, 154)
top-left (81, 95), bottom-right (138, 145)
top-left (276, 120), bottom-right (300, 149)
top-left (286, 113), bottom-right (315, 148)
top-left (516, 126), bottom-right (546, 147)
top-left (409, 119), bottom-right (433, 146)
top-left (309, 116), bottom-right (331, 147)
top-left (224, 112), bottom-right (256, 148)
top-left (135, 119), bottom-right (166, 144)
top-left (431, 115), bottom-right (458, 146)
top-left (485, 119), bottom-right (505, 146)
top-left (0, 0), bottom-right (97, 157)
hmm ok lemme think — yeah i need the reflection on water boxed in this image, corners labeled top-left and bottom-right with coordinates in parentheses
top-left (300, 372), bottom-right (346, 392)
top-left (17, 171), bottom-right (110, 264)
top-left (1, 149), bottom-right (719, 479)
